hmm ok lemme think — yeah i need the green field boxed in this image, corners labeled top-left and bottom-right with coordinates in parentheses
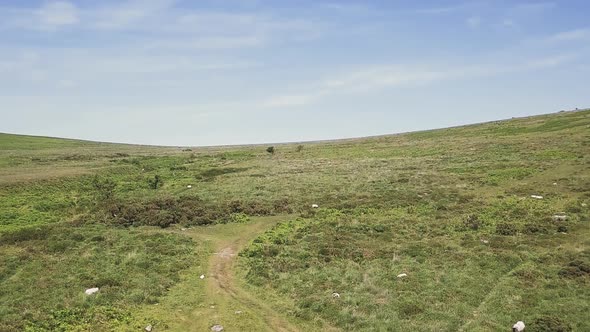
top-left (1, 110), bottom-right (589, 331)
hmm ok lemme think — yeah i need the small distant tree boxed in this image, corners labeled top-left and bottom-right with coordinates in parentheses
top-left (92, 175), bottom-right (117, 201)
top-left (148, 174), bottom-right (163, 189)
top-left (296, 145), bottom-right (304, 152)
top-left (266, 146), bottom-right (275, 155)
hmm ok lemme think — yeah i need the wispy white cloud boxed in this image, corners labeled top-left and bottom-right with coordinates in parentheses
top-left (1, 0), bottom-right (169, 31)
top-left (320, 3), bottom-right (376, 15)
top-left (259, 53), bottom-right (578, 109)
top-left (1, 0), bottom-right (317, 45)
top-left (261, 93), bottom-right (324, 108)
top-left (91, 0), bottom-right (177, 30)
top-left (500, 19), bottom-right (515, 28)
top-left (145, 35), bottom-right (265, 50)
top-left (500, 1), bottom-right (556, 29)
top-left (466, 16), bottom-right (482, 28)
top-left (524, 54), bottom-right (577, 68)
top-left (545, 28), bottom-right (590, 42)
top-left (37, 1), bottom-right (79, 27)
top-left (1, 1), bottom-right (79, 31)
top-left (511, 2), bottom-right (556, 13)
top-left (413, 3), bottom-right (470, 15)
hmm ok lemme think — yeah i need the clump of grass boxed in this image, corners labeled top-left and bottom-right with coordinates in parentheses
top-left (531, 316), bottom-right (573, 332)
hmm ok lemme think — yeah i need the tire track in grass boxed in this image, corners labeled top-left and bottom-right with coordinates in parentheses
top-left (458, 262), bottom-right (524, 331)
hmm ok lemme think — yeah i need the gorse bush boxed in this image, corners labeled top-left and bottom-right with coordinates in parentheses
top-left (496, 222), bottom-right (518, 235)
top-left (96, 196), bottom-right (295, 228)
top-left (148, 174), bottom-right (163, 189)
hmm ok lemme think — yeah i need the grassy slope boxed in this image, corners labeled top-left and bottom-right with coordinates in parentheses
top-left (0, 110), bottom-right (589, 331)
top-left (239, 111), bottom-right (590, 331)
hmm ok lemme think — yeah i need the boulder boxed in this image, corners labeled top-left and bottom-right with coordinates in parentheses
top-left (512, 321), bottom-right (525, 331)
top-left (85, 287), bottom-right (99, 295)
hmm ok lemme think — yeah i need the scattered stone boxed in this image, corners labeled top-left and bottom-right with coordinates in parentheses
top-left (211, 324), bottom-right (224, 332)
top-left (181, 228), bottom-right (187, 231)
top-left (552, 214), bottom-right (567, 222)
top-left (145, 324), bottom-right (153, 332)
top-left (512, 320), bottom-right (525, 332)
top-left (235, 310), bottom-right (242, 314)
top-left (311, 204), bottom-right (319, 208)
top-left (187, 185), bottom-right (192, 189)
top-left (481, 239), bottom-right (489, 244)
top-left (200, 275), bottom-right (205, 279)
top-left (582, 203), bottom-right (587, 207)
top-left (553, 182), bottom-right (557, 186)
top-left (530, 195), bottom-right (543, 199)
top-left (85, 287), bottom-right (99, 295)
top-left (397, 273), bottom-right (407, 278)
top-left (332, 292), bottom-right (340, 298)
top-left (210, 306), bottom-right (215, 309)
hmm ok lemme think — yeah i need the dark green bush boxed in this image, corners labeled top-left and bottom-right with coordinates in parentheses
top-left (522, 222), bottom-right (551, 234)
top-left (496, 222), bottom-right (518, 235)
top-left (559, 259), bottom-right (590, 278)
top-left (148, 174), bottom-right (163, 189)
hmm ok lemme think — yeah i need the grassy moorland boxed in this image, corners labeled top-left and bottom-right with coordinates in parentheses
top-left (0, 110), bottom-right (588, 331)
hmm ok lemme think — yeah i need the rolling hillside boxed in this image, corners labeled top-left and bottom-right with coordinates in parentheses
top-left (1, 110), bottom-right (589, 331)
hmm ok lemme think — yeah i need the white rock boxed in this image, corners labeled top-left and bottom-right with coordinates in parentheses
top-left (481, 239), bottom-right (489, 244)
top-left (530, 195), bottom-right (543, 199)
top-left (181, 228), bottom-right (187, 231)
top-left (200, 275), bottom-right (205, 279)
top-left (397, 273), bottom-right (407, 278)
top-left (311, 204), bottom-right (319, 208)
top-left (552, 214), bottom-right (567, 222)
top-left (211, 324), bottom-right (224, 332)
top-left (332, 292), bottom-right (340, 298)
top-left (145, 324), bottom-right (153, 332)
top-left (512, 321), bottom-right (525, 332)
top-left (582, 203), bottom-right (587, 207)
top-left (187, 185), bottom-right (192, 189)
top-left (553, 182), bottom-right (557, 186)
top-left (235, 310), bottom-right (242, 314)
top-left (85, 287), bottom-right (99, 295)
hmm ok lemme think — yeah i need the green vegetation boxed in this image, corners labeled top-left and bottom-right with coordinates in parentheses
top-left (0, 110), bottom-right (589, 330)
top-left (0, 224), bottom-right (198, 331)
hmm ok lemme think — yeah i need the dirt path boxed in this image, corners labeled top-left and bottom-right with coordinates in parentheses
top-left (206, 226), bottom-right (300, 332)
top-left (135, 216), bottom-right (301, 331)
top-left (131, 215), bottom-right (337, 331)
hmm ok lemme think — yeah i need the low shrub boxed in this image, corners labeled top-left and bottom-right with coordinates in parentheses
top-left (531, 316), bottom-right (573, 332)
top-left (496, 222), bottom-right (518, 235)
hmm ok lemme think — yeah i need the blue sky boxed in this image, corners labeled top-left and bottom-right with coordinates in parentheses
top-left (0, 0), bottom-right (588, 146)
